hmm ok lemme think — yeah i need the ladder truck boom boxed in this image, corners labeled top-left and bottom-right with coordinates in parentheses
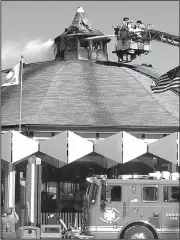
top-left (87, 18), bottom-right (180, 63)
top-left (149, 29), bottom-right (180, 47)
top-left (112, 18), bottom-right (180, 62)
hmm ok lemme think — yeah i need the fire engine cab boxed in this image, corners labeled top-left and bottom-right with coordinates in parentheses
top-left (81, 172), bottom-right (180, 240)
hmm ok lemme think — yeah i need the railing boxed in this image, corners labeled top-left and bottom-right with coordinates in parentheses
top-left (41, 212), bottom-right (83, 228)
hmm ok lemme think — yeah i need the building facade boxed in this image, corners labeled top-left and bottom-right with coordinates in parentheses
top-left (1, 7), bottom-right (179, 229)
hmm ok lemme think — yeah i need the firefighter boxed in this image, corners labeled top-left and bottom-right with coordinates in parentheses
top-left (113, 25), bottom-right (120, 36)
top-left (55, 28), bottom-right (69, 60)
top-left (127, 19), bottom-right (133, 30)
top-left (134, 20), bottom-right (143, 29)
top-left (122, 17), bottom-right (129, 29)
top-left (59, 28), bottom-right (69, 59)
top-left (120, 17), bottom-right (131, 40)
top-left (1, 208), bottom-right (19, 239)
top-left (137, 20), bottom-right (148, 43)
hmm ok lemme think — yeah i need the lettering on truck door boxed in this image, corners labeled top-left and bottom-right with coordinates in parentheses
top-left (127, 184), bottom-right (161, 229)
top-left (161, 184), bottom-right (180, 239)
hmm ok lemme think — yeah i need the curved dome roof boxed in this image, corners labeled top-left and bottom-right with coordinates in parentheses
top-left (1, 59), bottom-right (179, 128)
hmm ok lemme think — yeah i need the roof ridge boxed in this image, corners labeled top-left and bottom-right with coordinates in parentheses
top-left (23, 60), bottom-right (54, 68)
top-left (96, 61), bottom-right (179, 96)
top-left (130, 65), bottom-right (180, 96)
top-left (1, 60), bottom-right (56, 73)
top-left (96, 61), bottom-right (160, 80)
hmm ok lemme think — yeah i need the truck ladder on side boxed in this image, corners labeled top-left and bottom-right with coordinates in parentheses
top-left (149, 29), bottom-right (180, 47)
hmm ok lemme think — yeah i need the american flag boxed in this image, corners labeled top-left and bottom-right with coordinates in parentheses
top-left (151, 66), bottom-right (180, 94)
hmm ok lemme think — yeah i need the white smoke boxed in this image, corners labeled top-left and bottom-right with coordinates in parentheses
top-left (1, 39), bottom-right (54, 70)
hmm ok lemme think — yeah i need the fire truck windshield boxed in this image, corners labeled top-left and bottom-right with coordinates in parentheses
top-left (91, 183), bottom-right (98, 203)
top-left (84, 183), bottom-right (91, 201)
top-left (83, 181), bottom-right (99, 204)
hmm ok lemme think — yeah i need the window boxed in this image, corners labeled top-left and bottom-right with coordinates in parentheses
top-left (67, 39), bottom-right (77, 51)
top-left (85, 183), bottom-right (91, 200)
top-left (142, 186), bottom-right (158, 202)
top-left (80, 40), bottom-right (89, 49)
top-left (92, 42), bottom-right (102, 51)
top-left (42, 182), bottom-right (57, 200)
top-left (111, 186), bottom-right (122, 201)
top-left (164, 186), bottom-right (180, 202)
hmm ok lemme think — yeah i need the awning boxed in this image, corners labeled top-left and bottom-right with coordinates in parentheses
top-left (123, 131), bottom-right (147, 163)
top-left (94, 131), bottom-right (147, 167)
top-left (94, 132), bottom-right (123, 168)
top-left (39, 131), bottom-right (67, 167)
top-left (1, 130), bottom-right (38, 164)
top-left (1, 131), bottom-right (11, 163)
top-left (1, 130), bottom-right (179, 168)
top-left (148, 132), bottom-right (178, 164)
top-left (39, 131), bottom-right (93, 168)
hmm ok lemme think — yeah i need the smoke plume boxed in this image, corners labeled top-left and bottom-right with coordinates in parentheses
top-left (2, 39), bottom-right (54, 70)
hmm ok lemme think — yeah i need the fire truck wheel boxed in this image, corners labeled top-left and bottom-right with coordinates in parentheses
top-left (123, 225), bottom-right (155, 239)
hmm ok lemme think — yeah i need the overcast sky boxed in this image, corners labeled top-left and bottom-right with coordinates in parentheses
top-left (1, 1), bottom-right (179, 72)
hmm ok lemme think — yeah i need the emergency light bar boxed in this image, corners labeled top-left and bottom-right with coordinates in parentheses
top-left (93, 175), bottom-right (107, 179)
top-left (118, 174), bottom-right (149, 180)
top-left (171, 172), bottom-right (180, 180)
top-left (86, 175), bottom-right (107, 182)
top-left (87, 173), bottom-right (179, 181)
top-left (117, 172), bottom-right (180, 180)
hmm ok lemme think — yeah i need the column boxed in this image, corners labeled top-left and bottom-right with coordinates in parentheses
top-left (25, 156), bottom-right (41, 226)
top-left (4, 162), bottom-right (16, 210)
top-left (177, 132), bottom-right (179, 169)
top-left (88, 40), bottom-right (92, 59)
top-left (168, 163), bottom-right (177, 173)
top-left (76, 37), bottom-right (80, 59)
top-left (19, 171), bottom-right (26, 227)
top-left (37, 162), bottom-right (42, 227)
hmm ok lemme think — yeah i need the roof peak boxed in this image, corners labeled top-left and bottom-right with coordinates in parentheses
top-left (68, 7), bottom-right (103, 36)
top-left (77, 6), bottom-right (84, 13)
top-left (54, 7), bottom-right (104, 42)
top-left (60, 7), bottom-right (103, 38)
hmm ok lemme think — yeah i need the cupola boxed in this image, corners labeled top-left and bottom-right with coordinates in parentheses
top-left (54, 7), bottom-right (111, 61)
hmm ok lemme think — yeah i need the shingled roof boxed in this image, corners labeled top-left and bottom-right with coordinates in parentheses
top-left (1, 59), bottom-right (179, 129)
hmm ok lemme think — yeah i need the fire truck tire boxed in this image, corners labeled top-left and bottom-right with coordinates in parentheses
top-left (123, 225), bottom-right (155, 239)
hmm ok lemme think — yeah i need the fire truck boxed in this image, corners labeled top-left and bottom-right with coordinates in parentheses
top-left (79, 172), bottom-right (180, 240)
top-left (38, 172), bottom-right (179, 239)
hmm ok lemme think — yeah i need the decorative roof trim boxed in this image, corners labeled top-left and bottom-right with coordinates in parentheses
top-left (1, 124), bottom-right (179, 133)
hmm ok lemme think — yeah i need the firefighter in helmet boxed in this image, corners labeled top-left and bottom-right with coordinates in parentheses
top-left (122, 17), bottom-right (129, 27)
top-left (134, 20), bottom-right (143, 29)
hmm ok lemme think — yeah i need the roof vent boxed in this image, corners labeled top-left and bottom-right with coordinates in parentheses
top-left (141, 63), bottom-right (153, 68)
top-left (77, 7), bottom-right (84, 13)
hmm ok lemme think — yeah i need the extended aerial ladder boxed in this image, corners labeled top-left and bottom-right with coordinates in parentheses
top-left (149, 29), bottom-right (180, 47)
top-left (112, 21), bottom-right (180, 63)
top-left (87, 19), bottom-right (180, 63)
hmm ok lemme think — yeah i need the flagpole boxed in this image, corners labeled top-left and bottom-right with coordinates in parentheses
top-left (19, 56), bottom-right (24, 132)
